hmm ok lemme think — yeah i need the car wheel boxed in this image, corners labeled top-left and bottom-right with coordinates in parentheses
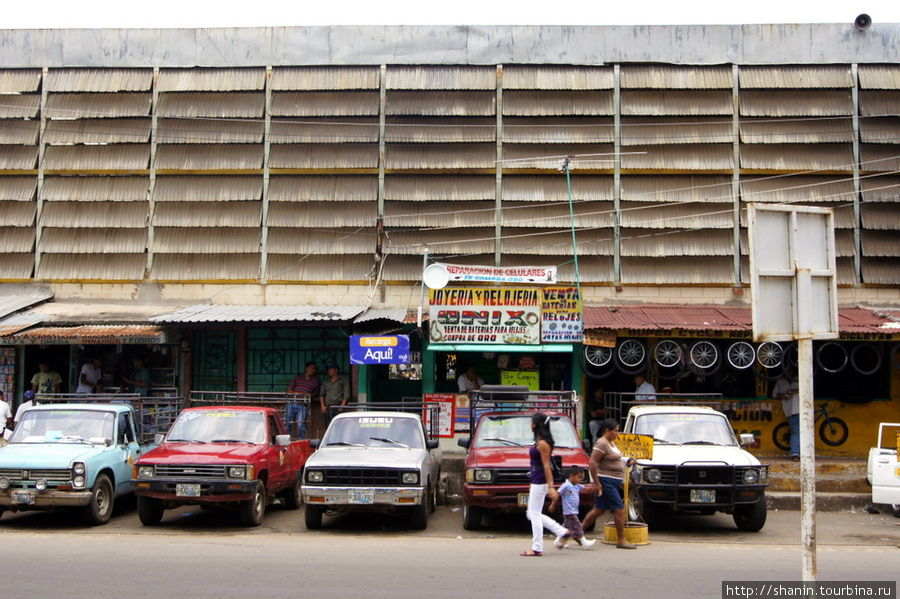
top-left (462, 504), bottom-right (484, 530)
top-left (81, 473), bottom-right (114, 526)
top-left (892, 504), bottom-right (900, 518)
top-left (627, 484), bottom-right (658, 529)
top-left (137, 495), bottom-right (165, 526)
top-left (305, 505), bottom-right (323, 529)
top-left (281, 477), bottom-right (302, 510)
top-left (239, 481), bottom-right (266, 527)
top-left (733, 495), bottom-right (767, 532)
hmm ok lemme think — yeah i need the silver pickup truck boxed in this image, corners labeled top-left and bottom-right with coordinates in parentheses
top-left (867, 421), bottom-right (900, 518)
top-left (301, 408), bottom-right (442, 530)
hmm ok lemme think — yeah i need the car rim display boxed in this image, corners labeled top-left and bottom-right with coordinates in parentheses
top-left (689, 341), bottom-right (718, 369)
top-left (755, 342), bottom-right (783, 369)
top-left (585, 345), bottom-right (613, 368)
top-left (617, 339), bottom-right (647, 368)
top-left (726, 341), bottom-right (756, 370)
top-left (653, 340), bottom-right (683, 368)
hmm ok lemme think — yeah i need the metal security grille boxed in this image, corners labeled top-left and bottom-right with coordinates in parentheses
top-left (152, 465), bottom-right (228, 478)
top-left (320, 468), bottom-right (404, 486)
top-left (676, 465), bottom-right (733, 486)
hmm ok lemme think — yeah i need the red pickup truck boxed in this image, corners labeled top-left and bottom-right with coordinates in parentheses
top-left (133, 406), bottom-right (312, 526)
top-left (456, 388), bottom-right (594, 530)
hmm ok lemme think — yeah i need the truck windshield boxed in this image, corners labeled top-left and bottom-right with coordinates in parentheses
top-left (9, 409), bottom-right (115, 444)
top-left (324, 416), bottom-right (424, 449)
top-left (167, 411), bottom-right (265, 445)
top-left (633, 413), bottom-right (737, 446)
top-left (473, 414), bottom-right (581, 449)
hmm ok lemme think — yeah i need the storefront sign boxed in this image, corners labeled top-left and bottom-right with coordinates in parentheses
top-left (349, 335), bottom-right (410, 364)
top-left (617, 433), bottom-right (654, 460)
top-left (429, 288), bottom-right (541, 345)
top-left (437, 263), bottom-right (557, 284)
top-left (500, 370), bottom-right (539, 390)
top-left (582, 329), bottom-right (616, 347)
top-left (423, 394), bottom-right (456, 438)
top-left (541, 287), bottom-right (583, 343)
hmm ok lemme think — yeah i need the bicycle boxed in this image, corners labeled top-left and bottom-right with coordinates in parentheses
top-left (772, 402), bottom-right (849, 450)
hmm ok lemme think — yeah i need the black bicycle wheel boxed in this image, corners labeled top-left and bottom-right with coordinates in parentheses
top-left (772, 422), bottom-right (791, 452)
top-left (815, 341), bottom-right (848, 374)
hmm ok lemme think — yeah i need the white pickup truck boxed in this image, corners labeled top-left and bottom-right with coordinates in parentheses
top-left (301, 408), bottom-right (442, 530)
top-left (866, 421), bottom-right (900, 518)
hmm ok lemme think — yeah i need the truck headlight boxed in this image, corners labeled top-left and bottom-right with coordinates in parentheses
top-left (742, 469), bottom-right (759, 484)
top-left (73, 476), bottom-right (86, 488)
top-left (474, 469), bottom-right (493, 483)
top-left (35, 478), bottom-right (48, 491)
top-left (73, 462), bottom-right (86, 475)
top-left (644, 468), bottom-right (662, 483)
top-left (228, 466), bottom-right (247, 479)
top-left (0, 477), bottom-right (11, 490)
top-left (307, 470), bottom-right (324, 483)
top-left (137, 465), bottom-right (155, 478)
top-left (401, 472), bottom-right (419, 485)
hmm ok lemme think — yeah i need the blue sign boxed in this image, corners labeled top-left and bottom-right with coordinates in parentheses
top-left (349, 335), bottom-right (411, 365)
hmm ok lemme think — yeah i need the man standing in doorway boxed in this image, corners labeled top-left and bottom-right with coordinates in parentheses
top-left (634, 374), bottom-right (656, 402)
top-left (773, 366), bottom-right (800, 461)
top-left (319, 364), bottom-right (350, 430)
top-left (287, 361), bottom-right (318, 438)
top-left (31, 361), bottom-right (62, 395)
top-left (122, 356), bottom-right (151, 397)
top-left (77, 356), bottom-right (105, 394)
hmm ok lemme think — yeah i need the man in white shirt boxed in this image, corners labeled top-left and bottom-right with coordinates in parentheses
top-left (77, 356), bottom-right (105, 394)
top-left (14, 389), bottom-right (38, 425)
top-left (457, 366), bottom-right (484, 393)
top-left (634, 374), bottom-right (656, 402)
top-left (0, 390), bottom-right (12, 440)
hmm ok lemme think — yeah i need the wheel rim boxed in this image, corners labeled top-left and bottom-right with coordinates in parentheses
top-left (816, 341), bottom-right (848, 374)
top-left (690, 341), bottom-right (718, 369)
top-left (653, 340), bottom-right (683, 368)
top-left (617, 340), bottom-right (647, 368)
top-left (97, 484), bottom-right (111, 516)
top-left (585, 345), bottom-right (613, 367)
top-left (727, 341), bottom-right (755, 370)
top-left (756, 342), bottom-right (783, 369)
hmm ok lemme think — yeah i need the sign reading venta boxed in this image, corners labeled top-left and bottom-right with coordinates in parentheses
top-left (541, 287), bottom-right (583, 343)
top-left (428, 287), bottom-right (541, 345)
top-left (438, 263), bottom-right (557, 284)
top-left (349, 335), bottom-right (410, 364)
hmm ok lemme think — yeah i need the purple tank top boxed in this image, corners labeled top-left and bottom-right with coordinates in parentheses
top-left (530, 444), bottom-right (547, 484)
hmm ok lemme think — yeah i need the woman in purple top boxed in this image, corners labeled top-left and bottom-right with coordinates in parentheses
top-left (521, 412), bottom-right (570, 556)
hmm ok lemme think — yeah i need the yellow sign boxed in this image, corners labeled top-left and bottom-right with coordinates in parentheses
top-left (617, 434), bottom-right (654, 460)
top-left (501, 370), bottom-right (540, 390)
top-left (583, 329), bottom-right (616, 348)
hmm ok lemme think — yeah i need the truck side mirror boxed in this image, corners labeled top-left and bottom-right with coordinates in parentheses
top-left (457, 437), bottom-right (471, 449)
top-left (426, 439), bottom-right (439, 450)
top-left (739, 433), bottom-right (755, 446)
top-left (154, 433), bottom-right (165, 445)
top-left (309, 439), bottom-right (320, 449)
top-left (274, 434), bottom-right (291, 447)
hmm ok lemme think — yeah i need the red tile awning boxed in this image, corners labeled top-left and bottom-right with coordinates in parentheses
top-left (583, 304), bottom-right (900, 337)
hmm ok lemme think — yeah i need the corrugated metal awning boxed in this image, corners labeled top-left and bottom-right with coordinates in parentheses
top-left (0, 312), bottom-right (44, 336)
top-left (354, 308), bottom-right (419, 324)
top-left (0, 285), bottom-right (54, 320)
top-left (583, 305), bottom-right (900, 335)
top-left (151, 303), bottom-right (365, 324)
top-left (0, 325), bottom-right (168, 345)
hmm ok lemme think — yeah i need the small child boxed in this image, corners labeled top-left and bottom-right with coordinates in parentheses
top-left (552, 466), bottom-right (597, 549)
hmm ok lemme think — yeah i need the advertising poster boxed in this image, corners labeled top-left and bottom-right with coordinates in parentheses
top-left (349, 335), bottom-right (410, 365)
top-left (428, 287), bottom-right (541, 345)
top-left (423, 393), bottom-right (456, 438)
top-left (541, 287), bottom-right (583, 343)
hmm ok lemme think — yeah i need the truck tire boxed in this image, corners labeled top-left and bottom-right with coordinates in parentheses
top-left (81, 473), bottom-right (114, 526)
top-left (733, 495), bottom-right (767, 532)
top-left (281, 477), bottom-right (302, 510)
top-left (409, 487), bottom-right (430, 530)
top-left (628, 485), bottom-right (658, 529)
top-left (304, 504), bottom-right (323, 529)
top-left (892, 504), bottom-right (900, 518)
top-left (137, 496), bottom-right (165, 526)
top-left (239, 481), bottom-right (266, 527)
top-left (462, 504), bottom-right (484, 530)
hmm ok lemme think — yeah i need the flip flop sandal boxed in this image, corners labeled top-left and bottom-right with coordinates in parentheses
top-left (520, 550), bottom-right (543, 557)
top-left (616, 543), bottom-right (637, 550)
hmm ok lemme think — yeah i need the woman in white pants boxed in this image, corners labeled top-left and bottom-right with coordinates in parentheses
top-left (521, 412), bottom-right (569, 556)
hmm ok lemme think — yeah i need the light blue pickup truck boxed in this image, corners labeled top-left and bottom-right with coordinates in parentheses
top-left (0, 403), bottom-right (154, 525)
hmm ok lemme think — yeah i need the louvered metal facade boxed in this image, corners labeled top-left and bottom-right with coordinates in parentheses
top-left (0, 29), bottom-right (897, 292)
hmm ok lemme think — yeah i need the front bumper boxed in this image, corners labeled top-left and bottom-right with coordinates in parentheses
top-left (301, 486), bottom-right (424, 507)
top-left (637, 484), bottom-right (767, 508)
top-left (0, 489), bottom-right (93, 508)
top-left (462, 484), bottom-right (594, 511)
top-left (134, 479), bottom-right (257, 503)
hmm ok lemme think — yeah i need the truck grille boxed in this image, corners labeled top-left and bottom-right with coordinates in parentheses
top-left (152, 465), bottom-right (228, 478)
top-left (677, 466), bottom-right (732, 485)
top-left (319, 468), bottom-right (404, 486)
top-left (0, 468), bottom-right (73, 489)
top-left (494, 469), bottom-right (531, 485)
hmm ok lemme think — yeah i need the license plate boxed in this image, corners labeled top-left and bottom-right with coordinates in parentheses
top-left (11, 491), bottom-right (35, 505)
top-left (690, 489), bottom-right (715, 503)
top-left (176, 484), bottom-right (201, 497)
top-left (349, 489), bottom-right (374, 504)
top-left (517, 493), bottom-right (529, 507)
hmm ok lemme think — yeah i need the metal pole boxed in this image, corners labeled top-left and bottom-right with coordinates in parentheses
top-left (798, 336), bottom-right (817, 581)
top-left (417, 248), bottom-right (428, 329)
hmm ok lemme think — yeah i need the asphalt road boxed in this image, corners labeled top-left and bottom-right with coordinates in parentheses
top-left (1, 502), bottom-right (898, 599)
